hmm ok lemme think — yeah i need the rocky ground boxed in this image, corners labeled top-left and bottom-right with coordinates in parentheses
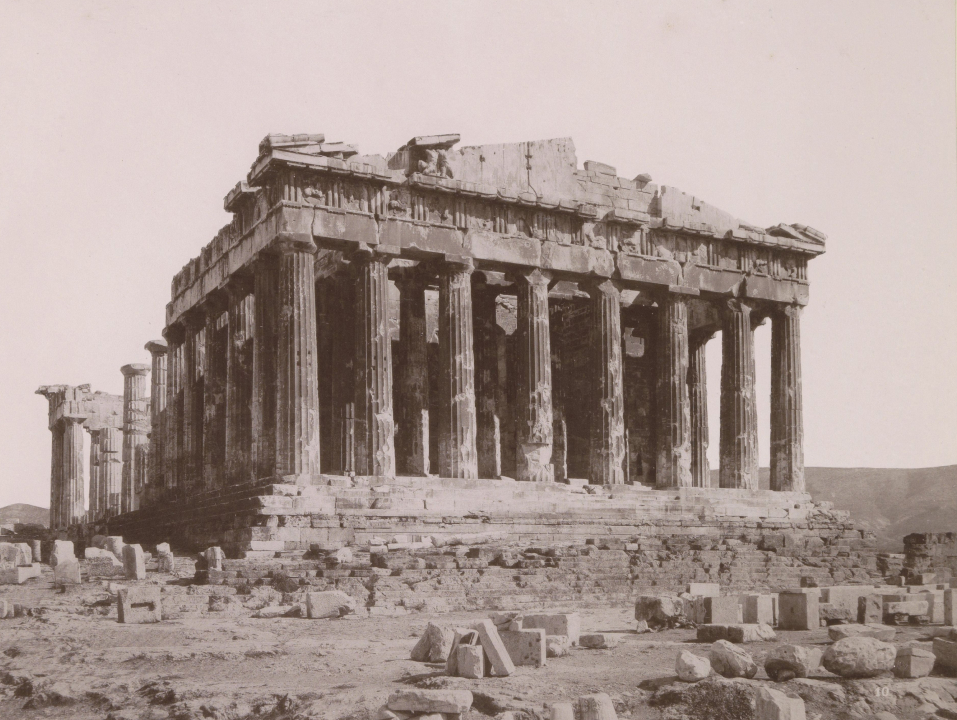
top-left (1, 574), bottom-right (956, 720)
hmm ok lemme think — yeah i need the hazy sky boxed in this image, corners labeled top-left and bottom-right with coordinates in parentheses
top-left (1, 1), bottom-right (954, 509)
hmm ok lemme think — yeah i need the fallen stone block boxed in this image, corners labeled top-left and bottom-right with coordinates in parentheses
top-left (579, 693), bottom-right (617, 720)
top-left (857, 595), bottom-right (882, 624)
top-left (500, 628), bottom-right (546, 667)
top-left (822, 637), bottom-right (895, 678)
top-left (580, 633), bottom-right (619, 649)
top-left (50, 540), bottom-right (74, 568)
top-left (687, 583), bottom-right (721, 597)
top-left (375, 706), bottom-right (412, 720)
top-left (445, 628), bottom-right (478, 676)
top-left (755, 686), bottom-right (806, 720)
top-left (0, 542), bottom-right (31, 566)
top-left (699, 596), bottom-right (741, 624)
top-left (387, 689), bottom-right (473, 715)
top-left (122, 544), bottom-right (146, 581)
top-left (455, 644), bottom-right (484, 679)
top-left (894, 646), bottom-right (935, 678)
top-left (742, 595), bottom-right (775, 625)
top-left (546, 634), bottom-right (571, 658)
top-left (411, 622), bottom-right (454, 663)
top-left (205, 546), bottom-right (225, 571)
top-left (884, 600), bottom-right (929, 617)
top-left (54, 558), bottom-right (81, 586)
top-left (306, 591), bottom-right (356, 619)
top-left (522, 612), bottom-right (581, 644)
top-left (818, 603), bottom-right (855, 625)
top-left (709, 640), bottom-right (757, 678)
top-left (106, 536), bottom-right (126, 560)
top-left (933, 637), bottom-right (957, 671)
top-left (676, 650), bottom-right (710, 682)
top-left (254, 605), bottom-right (295, 618)
top-left (634, 595), bottom-right (682, 629)
top-left (697, 624), bottom-right (775, 643)
top-left (547, 702), bottom-right (575, 720)
top-left (85, 547), bottom-right (120, 563)
top-left (1, 564), bottom-right (40, 585)
top-left (472, 619), bottom-right (515, 676)
top-left (779, 591), bottom-right (818, 631)
top-left (117, 586), bottom-right (162, 624)
top-left (156, 552), bottom-right (176, 573)
top-left (827, 623), bottom-right (896, 642)
top-left (764, 644), bottom-right (822, 681)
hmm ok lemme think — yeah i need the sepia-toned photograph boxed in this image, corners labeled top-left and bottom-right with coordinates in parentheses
top-left (0, 2), bottom-right (955, 718)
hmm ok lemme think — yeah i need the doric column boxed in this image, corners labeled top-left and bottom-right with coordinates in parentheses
top-left (770, 305), bottom-right (805, 492)
top-left (252, 253), bottom-right (279, 478)
top-left (225, 276), bottom-right (255, 484)
top-left (328, 273), bottom-right (356, 474)
top-left (100, 426), bottom-right (123, 515)
top-left (499, 329), bottom-right (516, 478)
top-left (49, 419), bottom-right (64, 529)
top-left (394, 270), bottom-right (430, 476)
top-left (437, 258), bottom-right (478, 479)
top-left (719, 299), bottom-right (759, 489)
top-left (121, 364), bottom-right (150, 512)
top-left (473, 275), bottom-right (502, 479)
top-left (182, 312), bottom-right (206, 490)
top-left (203, 296), bottom-right (229, 490)
top-left (162, 324), bottom-right (185, 493)
top-left (689, 331), bottom-right (714, 488)
top-left (549, 301), bottom-right (568, 483)
top-left (62, 415), bottom-right (86, 525)
top-left (87, 428), bottom-right (102, 520)
top-left (353, 249), bottom-right (395, 477)
top-left (145, 340), bottom-right (168, 500)
top-left (656, 294), bottom-right (692, 487)
top-left (588, 280), bottom-right (626, 485)
top-left (273, 236), bottom-right (321, 478)
top-left (514, 269), bottom-right (554, 482)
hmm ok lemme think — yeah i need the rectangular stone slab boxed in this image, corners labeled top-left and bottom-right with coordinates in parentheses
top-left (471, 619), bottom-right (516, 676)
top-left (500, 628), bottom-right (546, 667)
top-left (521, 613), bottom-right (581, 644)
top-left (117, 586), bottom-right (162, 624)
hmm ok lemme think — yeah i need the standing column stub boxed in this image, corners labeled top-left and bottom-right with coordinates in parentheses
top-left (121, 363), bottom-right (151, 513)
top-left (719, 299), bottom-right (759, 489)
top-left (272, 234), bottom-right (322, 479)
top-left (145, 339), bottom-right (168, 503)
top-left (436, 256), bottom-right (478, 479)
top-left (352, 246), bottom-right (397, 478)
top-left (770, 305), bottom-right (805, 492)
top-left (586, 279), bottom-right (626, 485)
top-left (393, 267), bottom-right (431, 477)
top-left (513, 268), bottom-right (554, 483)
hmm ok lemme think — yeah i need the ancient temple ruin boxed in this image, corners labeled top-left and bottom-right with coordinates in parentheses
top-left (39, 133), bottom-right (830, 553)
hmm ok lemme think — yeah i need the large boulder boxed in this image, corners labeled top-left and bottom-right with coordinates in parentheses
top-left (765, 644), bottom-right (823, 681)
top-left (410, 622), bottom-right (454, 663)
top-left (709, 639), bottom-right (757, 678)
top-left (822, 637), bottom-right (895, 678)
top-left (675, 650), bottom-right (711, 682)
top-left (634, 595), bottom-right (683, 629)
top-left (827, 623), bottom-right (896, 642)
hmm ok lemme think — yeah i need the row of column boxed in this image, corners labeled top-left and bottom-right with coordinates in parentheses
top-left (151, 236), bottom-right (804, 492)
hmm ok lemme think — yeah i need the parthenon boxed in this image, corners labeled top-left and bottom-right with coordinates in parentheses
top-left (38, 132), bottom-right (825, 549)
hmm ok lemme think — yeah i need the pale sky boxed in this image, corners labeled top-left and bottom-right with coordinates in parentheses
top-left (0, 1), bottom-right (954, 509)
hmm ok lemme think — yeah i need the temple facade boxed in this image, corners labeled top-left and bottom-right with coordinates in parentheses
top-left (38, 133), bottom-right (828, 551)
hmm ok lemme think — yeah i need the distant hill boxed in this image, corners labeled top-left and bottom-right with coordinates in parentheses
top-left (0, 503), bottom-right (49, 528)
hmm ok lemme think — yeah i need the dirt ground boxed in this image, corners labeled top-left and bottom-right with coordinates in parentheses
top-left (2, 576), bottom-right (956, 720)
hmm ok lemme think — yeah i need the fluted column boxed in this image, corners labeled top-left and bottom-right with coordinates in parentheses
top-left (437, 258), bottom-right (478, 479)
top-left (588, 280), bottom-right (626, 485)
top-left (353, 250), bottom-right (395, 477)
top-left (225, 277), bottom-right (255, 484)
top-left (62, 415), bottom-right (86, 525)
top-left (771, 305), bottom-right (805, 492)
top-left (689, 331), bottom-right (714, 488)
top-left (100, 426), bottom-right (123, 515)
top-left (549, 302), bottom-right (568, 483)
top-left (274, 237), bottom-right (321, 478)
top-left (182, 312), bottom-right (206, 490)
top-left (719, 300), bottom-right (759, 489)
top-left (87, 428), bottom-right (102, 520)
top-left (121, 364), bottom-right (150, 512)
top-left (656, 294), bottom-right (692, 487)
top-left (473, 276), bottom-right (502, 479)
top-left (49, 419), bottom-right (64, 529)
top-left (203, 297), bottom-right (229, 490)
top-left (514, 269), bottom-right (554, 482)
top-left (145, 340), bottom-right (168, 501)
top-left (394, 271), bottom-right (430, 476)
top-left (162, 324), bottom-right (185, 493)
top-left (253, 254), bottom-right (279, 478)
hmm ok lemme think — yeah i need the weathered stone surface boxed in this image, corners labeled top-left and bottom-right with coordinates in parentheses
top-left (500, 628), bottom-right (546, 667)
top-left (306, 591), bottom-right (356, 619)
top-left (122, 544), bottom-right (146, 580)
top-left (709, 640), bottom-right (757, 678)
top-left (546, 635), bottom-right (571, 658)
top-left (821, 637), bottom-right (896, 678)
top-left (858, 595), bottom-right (883, 624)
top-left (779, 591), bottom-right (818, 630)
top-left (157, 552), bottom-right (176, 573)
top-left (579, 693), bottom-right (617, 720)
top-left (676, 650), bottom-right (711, 682)
top-left (54, 559), bottom-right (81, 586)
top-left (580, 633), bottom-right (619, 649)
top-left (894, 646), bottom-right (935, 678)
top-left (635, 595), bottom-right (683, 628)
top-left (755, 686), bottom-right (806, 720)
top-left (472, 619), bottom-right (515, 676)
top-left (445, 628), bottom-right (478, 677)
top-left (697, 623), bottom-right (775, 643)
top-left (827, 623), bottom-right (896, 642)
top-left (933, 637), bottom-right (957, 671)
top-left (699, 596), bottom-right (740, 624)
top-left (117, 586), bottom-right (162, 624)
top-left (522, 613), bottom-right (580, 644)
top-left (410, 623), bottom-right (454, 663)
top-left (719, 300), bottom-right (758, 489)
top-left (742, 594), bottom-right (775, 625)
top-left (884, 600), bottom-right (929, 616)
top-left (588, 280), bottom-right (625, 484)
top-left (687, 583), bottom-right (721, 597)
top-left (765, 644), bottom-right (822, 681)
top-left (205, 547), bottom-right (225, 571)
top-left (455, 644), bottom-right (484, 679)
top-left (387, 689), bottom-right (473, 714)
top-left (547, 702), bottom-right (575, 720)
top-left (50, 540), bottom-right (74, 568)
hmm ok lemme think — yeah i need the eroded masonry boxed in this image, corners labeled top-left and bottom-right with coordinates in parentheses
top-left (39, 133), bottom-right (849, 559)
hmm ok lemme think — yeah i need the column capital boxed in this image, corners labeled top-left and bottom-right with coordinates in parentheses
top-left (690, 327), bottom-right (718, 349)
top-left (121, 363), bottom-right (151, 377)
top-left (350, 242), bottom-right (400, 265)
top-left (510, 267), bottom-right (551, 287)
top-left (204, 288), bottom-right (230, 316)
top-left (270, 232), bottom-right (318, 255)
top-left (163, 321), bottom-right (187, 344)
top-left (582, 277), bottom-right (621, 299)
top-left (722, 297), bottom-right (756, 315)
top-left (438, 255), bottom-right (474, 275)
top-left (392, 266), bottom-right (433, 292)
top-left (62, 413), bottom-right (88, 425)
top-left (145, 339), bottom-right (168, 356)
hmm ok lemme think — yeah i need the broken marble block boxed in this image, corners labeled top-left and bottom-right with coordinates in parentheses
top-left (709, 640), bottom-right (757, 678)
top-left (50, 539), bottom-right (75, 568)
top-left (742, 594), bottom-right (775, 625)
top-left (500, 628), bottom-right (546, 667)
top-left (117, 586), bottom-right (162, 624)
top-left (522, 612), bottom-right (581, 645)
top-left (686, 582), bottom-right (721, 597)
top-left (634, 595), bottom-right (683, 629)
top-left (122, 544), bottom-right (146, 580)
top-left (822, 637), bottom-right (895, 678)
top-left (580, 633), bottom-right (619, 649)
top-left (156, 552), bottom-right (176, 573)
top-left (471, 619), bottom-right (516, 676)
top-left (755, 686), bottom-right (807, 720)
top-left (546, 634), bottom-right (571, 658)
top-left (106, 536), bottom-right (126, 560)
top-left (204, 546), bottom-right (225, 571)
top-left (764, 644), bottom-right (822, 681)
top-left (410, 622), bottom-right (454, 663)
top-left (827, 623), bottom-right (896, 642)
top-left (579, 693), bottom-right (617, 720)
top-left (697, 624), bottom-right (775, 643)
top-left (306, 590), bottom-right (356, 619)
top-left (455, 644), bottom-right (485, 679)
top-left (778, 591), bottom-right (818, 631)
top-left (698, 596), bottom-right (741, 624)
top-left (857, 595), bottom-right (883, 624)
top-left (676, 650), bottom-right (711, 682)
top-left (894, 646), bottom-right (935, 678)
top-left (445, 628), bottom-right (479, 676)
top-left (933, 637), bottom-right (957, 671)
top-left (387, 689), bottom-right (473, 715)
top-left (54, 558), bottom-right (81, 586)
